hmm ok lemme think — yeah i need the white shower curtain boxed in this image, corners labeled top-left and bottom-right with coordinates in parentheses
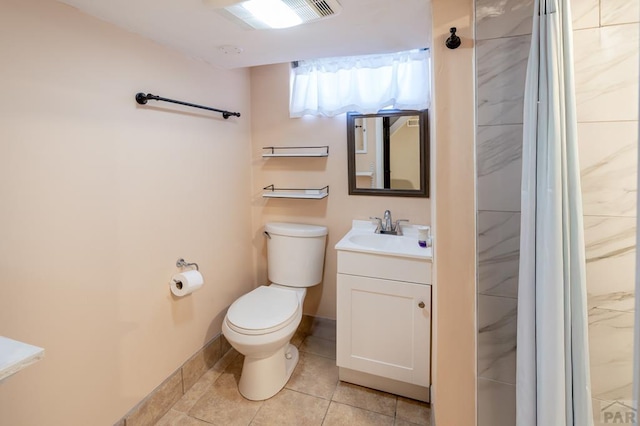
top-left (516, 0), bottom-right (593, 425)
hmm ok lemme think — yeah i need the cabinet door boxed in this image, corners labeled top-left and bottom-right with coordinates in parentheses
top-left (337, 274), bottom-right (431, 387)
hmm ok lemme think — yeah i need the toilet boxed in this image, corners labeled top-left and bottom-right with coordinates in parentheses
top-left (222, 222), bottom-right (328, 401)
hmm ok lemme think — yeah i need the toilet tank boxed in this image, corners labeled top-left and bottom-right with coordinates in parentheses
top-left (265, 222), bottom-right (328, 287)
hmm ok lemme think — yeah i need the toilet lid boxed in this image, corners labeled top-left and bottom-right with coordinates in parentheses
top-left (226, 286), bottom-right (299, 335)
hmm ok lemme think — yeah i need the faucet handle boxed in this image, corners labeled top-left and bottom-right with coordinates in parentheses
top-left (369, 217), bottom-right (383, 233)
top-left (394, 219), bottom-right (409, 235)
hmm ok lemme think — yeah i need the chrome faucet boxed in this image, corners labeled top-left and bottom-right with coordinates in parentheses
top-left (370, 210), bottom-right (408, 235)
top-left (383, 210), bottom-right (393, 233)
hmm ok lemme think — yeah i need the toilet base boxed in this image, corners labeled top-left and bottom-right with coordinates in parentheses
top-left (238, 343), bottom-right (299, 401)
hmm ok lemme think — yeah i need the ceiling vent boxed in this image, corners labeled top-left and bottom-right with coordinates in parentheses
top-left (219, 0), bottom-right (342, 30)
top-left (284, 0), bottom-right (341, 20)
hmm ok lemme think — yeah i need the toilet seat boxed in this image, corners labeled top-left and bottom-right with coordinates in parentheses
top-left (226, 286), bottom-right (299, 335)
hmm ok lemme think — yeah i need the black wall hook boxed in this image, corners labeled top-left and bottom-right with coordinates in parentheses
top-left (445, 27), bottom-right (461, 49)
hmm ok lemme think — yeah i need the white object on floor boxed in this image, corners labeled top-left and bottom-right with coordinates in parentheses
top-left (0, 336), bottom-right (44, 383)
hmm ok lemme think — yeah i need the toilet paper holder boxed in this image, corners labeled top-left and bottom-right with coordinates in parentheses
top-left (176, 258), bottom-right (199, 271)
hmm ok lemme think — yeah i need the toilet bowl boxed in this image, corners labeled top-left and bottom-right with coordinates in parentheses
top-left (222, 222), bottom-right (328, 401)
top-left (222, 285), bottom-right (305, 400)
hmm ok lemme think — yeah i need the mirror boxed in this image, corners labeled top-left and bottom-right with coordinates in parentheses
top-left (347, 110), bottom-right (429, 197)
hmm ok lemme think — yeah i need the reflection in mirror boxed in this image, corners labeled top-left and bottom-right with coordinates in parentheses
top-left (347, 110), bottom-right (429, 197)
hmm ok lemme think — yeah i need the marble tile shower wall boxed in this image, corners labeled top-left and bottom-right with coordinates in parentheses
top-left (475, 0), bottom-right (639, 424)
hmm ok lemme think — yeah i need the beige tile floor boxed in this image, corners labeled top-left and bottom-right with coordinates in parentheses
top-left (155, 318), bottom-right (431, 426)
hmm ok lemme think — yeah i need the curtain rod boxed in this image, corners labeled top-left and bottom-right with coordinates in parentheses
top-left (291, 48), bottom-right (430, 68)
top-left (135, 92), bottom-right (241, 119)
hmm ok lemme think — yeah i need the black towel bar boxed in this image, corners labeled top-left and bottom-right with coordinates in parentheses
top-left (135, 92), bottom-right (241, 119)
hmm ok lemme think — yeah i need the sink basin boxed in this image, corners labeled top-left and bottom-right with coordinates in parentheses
top-left (348, 233), bottom-right (417, 252)
top-left (335, 221), bottom-right (432, 260)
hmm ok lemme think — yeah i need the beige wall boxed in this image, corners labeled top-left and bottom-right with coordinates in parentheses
top-left (0, 1), bottom-right (254, 425)
top-left (390, 122), bottom-right (421, 189)
top-left (249, 64), bottom-right (431, 319)
top-left (431, 0), bottom-right (477, 425)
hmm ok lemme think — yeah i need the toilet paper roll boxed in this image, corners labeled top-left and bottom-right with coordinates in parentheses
top-left (170, 270), bottom-right (204, 297)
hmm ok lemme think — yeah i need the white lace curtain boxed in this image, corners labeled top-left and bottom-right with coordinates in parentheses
top-left (289, 49), bottom-right (430, 117)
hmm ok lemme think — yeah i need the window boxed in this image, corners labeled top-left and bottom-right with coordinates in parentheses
top-left (289, 49), bottom-right (430, 117)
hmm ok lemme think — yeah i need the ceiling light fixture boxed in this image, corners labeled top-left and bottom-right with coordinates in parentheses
top-left (217, 0), bottom-right (342, 30)
top-left (242, 0), bottom-right (302, 28)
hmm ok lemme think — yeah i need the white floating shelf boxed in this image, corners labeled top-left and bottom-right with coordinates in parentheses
top-left (355, 171), bottom-right (374, 177)
top-left (262, 185), bottom-right (329, 199)
top-left (263, 153), bottom-right (328, 158)
top-left (0, 337), bottom-right (44, 383)
top-left (262, 146), bottom-right (329, 158)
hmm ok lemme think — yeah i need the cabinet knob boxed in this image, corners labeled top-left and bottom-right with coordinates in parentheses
top-left (418, 301), bottom-right (425, 309)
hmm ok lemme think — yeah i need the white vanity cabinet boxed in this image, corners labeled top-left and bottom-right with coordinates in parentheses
top-left (336, 247), bottom-right (432, 402)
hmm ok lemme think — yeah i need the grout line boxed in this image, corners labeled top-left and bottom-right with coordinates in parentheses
top-left (393, 396), bottom-right (399, 419)
top-left (180, 367), bottom-right (185, 395)
top-left (477, 293), bottom-right (518, 300)
top-left (478, 376), bottom-right (516, 387)
top-left (475, 33), bottom-right (532, 43)
top-left (283, 386), bottom-right (334, 401)
top-left (248, 400), bottom-right (263, 425)
top-left (477, 209), bottom-right (521, 214)
top-left (331, 396), bottom-right (399, 418)
top-left (320, 400), bottom-right (333, 425)
top-left (327, 400), bottom-right (397, 423)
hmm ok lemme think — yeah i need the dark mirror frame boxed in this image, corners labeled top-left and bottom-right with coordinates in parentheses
top-left (347, 110), bottom-right (430, 197)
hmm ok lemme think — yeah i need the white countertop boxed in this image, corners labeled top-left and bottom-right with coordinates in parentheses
top-left (0, 336), bottom-right (44, 383)
top-left (335, 220), bottom-right (433, 260)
